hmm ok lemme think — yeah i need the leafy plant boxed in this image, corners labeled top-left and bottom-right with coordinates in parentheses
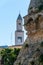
top-left (1, 48), bottom-right (20, 65)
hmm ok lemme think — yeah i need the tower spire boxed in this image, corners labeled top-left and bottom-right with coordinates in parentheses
top-left (17, 13), bottom-right (22, 20)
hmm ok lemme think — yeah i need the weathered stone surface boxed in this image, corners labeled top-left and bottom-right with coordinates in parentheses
top-left (29, 0), bottom-right (43, 9)
top-left (28, 0), bottom-right (43, 14)
top-left (14, 0), bottom-right (43, 65)
top-left (14, 38), bottom-right (43, 65)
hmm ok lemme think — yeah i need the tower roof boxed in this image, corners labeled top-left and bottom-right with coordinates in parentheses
top-left (17, 14), bottom-right (22, 20)
top-left (28, 0), bottom-right (43, 12)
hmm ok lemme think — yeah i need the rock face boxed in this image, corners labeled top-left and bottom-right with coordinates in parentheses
top-left (14, 0), bottom-right (43, 65)
top-left (28, 0), bottom-right (43, 13)
top-left (14, 39), bottom-right (43, 65)
top-left (29, 0), bottom-right (43, 9)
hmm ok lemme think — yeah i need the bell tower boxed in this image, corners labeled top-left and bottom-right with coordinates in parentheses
top-left (15, 14), bottom-right (24, 45)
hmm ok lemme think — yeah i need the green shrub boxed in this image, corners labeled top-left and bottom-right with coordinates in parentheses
top-left (1, 48), bottom-right (20, 65)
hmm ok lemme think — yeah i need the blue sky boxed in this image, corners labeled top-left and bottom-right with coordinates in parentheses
top-left (0, 0), bottom-right (30, 46)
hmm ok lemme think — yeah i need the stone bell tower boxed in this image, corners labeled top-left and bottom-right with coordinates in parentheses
top-left (15, 14), bottom-right (24, 45)
top-left (24, 0), bottom-right (43, 44)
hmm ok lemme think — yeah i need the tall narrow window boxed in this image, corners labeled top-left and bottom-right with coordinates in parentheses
top-left (17, 37), bottom-right (22, 43)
